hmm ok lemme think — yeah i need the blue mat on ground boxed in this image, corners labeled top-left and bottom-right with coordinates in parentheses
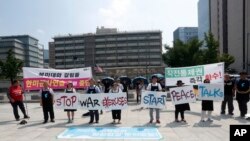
top-left (57, 127), bottom-right (162, 140)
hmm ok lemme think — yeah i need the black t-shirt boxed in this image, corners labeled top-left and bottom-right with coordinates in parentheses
top-left (236, 79), bottom-right (250, 92)
top-left (224, 80), bottom-right (234, 95)
top-left (236, 79), bottom-right (250, 101)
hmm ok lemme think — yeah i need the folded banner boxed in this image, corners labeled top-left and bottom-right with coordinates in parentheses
top-left (165, 62), bottom-right (224, 86)
top-left (169, 86), bottom-right (196, 105)
top-left (141, 91), bottom-right (167, 109)
top-left (55, 93), bottom-right (128, 110)
top-left (198, 84), bottom-right (224, 101)
top-left (23, 67), bottom-right (92, 90)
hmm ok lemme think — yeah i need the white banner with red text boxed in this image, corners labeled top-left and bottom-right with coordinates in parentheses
top-left (165, 62), bottom-right (224, 86)
top-left (55, 93), bottom-right (128, 110)
top-left (23, 67), bottom-right (92, 90)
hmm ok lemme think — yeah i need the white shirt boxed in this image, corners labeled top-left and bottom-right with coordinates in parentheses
top-left (118, 83), bottom-right (124, 91)
top-left (146, 83), bottom-right (162, 91)
top-left (64, 88), bottom-right (76, 93)
top-left (109, 88), bottom-right (122, 93)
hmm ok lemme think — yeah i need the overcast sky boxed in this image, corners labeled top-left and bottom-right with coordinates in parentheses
top-left (0, 0), bottom-right (199, 51)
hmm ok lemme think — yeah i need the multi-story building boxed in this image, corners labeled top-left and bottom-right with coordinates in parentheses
top-left (48, 42), bottom-right (55, 68)
top-left (198, 0), bottom-right (211, 43)
top-left (0, 35), bottom-right (44, 68)
top-left (50, 27), bottom-right (164, 77)
top-left (43, 49), bottom-right (49, 68)
top-left (198, 0), bottom-right (250, 72)
top-left (173, 27), bottom-right (198, 43)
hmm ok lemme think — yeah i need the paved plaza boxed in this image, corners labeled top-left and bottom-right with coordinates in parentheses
top-left (0, 100), bottom-right (250, 141)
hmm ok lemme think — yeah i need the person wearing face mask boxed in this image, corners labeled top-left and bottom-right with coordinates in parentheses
top-left (200, 79), bottom-right (214, 122)
top-left (221, 74), bottom-right (235, 115)
top-left (64, 82), bottom-right (77, 123)
top-left (235, 71), bottom-right (250, 118)
top-left (146, 75), bottom-right (162, 124)
top-left (8, 80), bottom-right (29, 121)
top-left (86, 78), bottom-right (101, 124)
top-left (40, 81), bottom-right (55, 124)
top-left (174, 80), bottom-right (190, 123)
top-left (109, 81), bottom-right (123, 124)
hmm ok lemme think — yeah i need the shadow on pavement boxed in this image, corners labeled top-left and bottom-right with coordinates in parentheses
top-left (165, 121), bottom-right (190, 128)
top-left (193, 121), bottom-right (222, 127)
top-left (0, 120), bottom-right (17, 125)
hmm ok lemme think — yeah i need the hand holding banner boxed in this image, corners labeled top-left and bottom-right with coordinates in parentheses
top-left (169, 86), bottom-right (196, 105)
top-left (198, 84), bottom-right (224, 101)
top-left (141, 91), bottom-right (167, 109)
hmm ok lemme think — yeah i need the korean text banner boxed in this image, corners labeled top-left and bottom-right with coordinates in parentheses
top-left (165, 62), bottom-right (224, 86)
top-left (141, 91), bottom-right (167, 109)
top-left (198, 84), bottom-right (224, 101)
top-left (23, 67), bottom-right (92, 90)
top-left (169, 86), bottom-right (196, 105)
top-left (55, 93), bottom-right (128, 110)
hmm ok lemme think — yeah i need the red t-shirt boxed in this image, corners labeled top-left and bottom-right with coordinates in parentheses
top-left (9, 85), bottom-right (23, 101)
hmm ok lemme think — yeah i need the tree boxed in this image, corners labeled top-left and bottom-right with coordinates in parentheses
top-left (0, 49), bottom-right (23, 84)
top-left (162, 39), bottom-right (203, 67)
top-left (219, 53), bottom-right (235, 70)
top-left (203, 32), bottom-right (220, 64)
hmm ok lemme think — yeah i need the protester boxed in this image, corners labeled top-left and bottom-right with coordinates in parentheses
top-left (235, 71), bottom-right (250, 118)
top-left (146, 75), bottom-right (162, 124)
top-left (96, 79), bottom-right (104, 114)
top-left (117, 79), bottom-right (124, 91)
top-left (40, 81), bottom-right (55, 124)
top-left (109, 82), bottom-right (123, 124)
top-left (135, 80), bottom-right (141, 104)
top-left (201, 79), bottom-right (213, 122)
top-left (137, 80), bottom-right (145, 104)
top-left (64, 82), bottom-right (77, 123)
top-left (121, 80), bottom-right (128, 102)
top-left (86, 78), bottom-right (101, 124)
top-left (7, 80), bottom-right (29, 121)
top-left (175, 80), bottom-right (190, 122)
top-left (221, 74), bottom-right (235, 115)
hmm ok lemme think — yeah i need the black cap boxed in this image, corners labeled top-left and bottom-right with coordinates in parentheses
top-left (176, 80), bottom-right (184, 85)
top-left (239, 71), bottom-right (248, 75)
top-left (151, 75), bottom-right (158, 79)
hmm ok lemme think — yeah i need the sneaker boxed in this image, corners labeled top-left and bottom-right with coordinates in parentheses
top-left (156, 120), bottom-right (160, 124)
top-left (89, 121), bottom-right (94, 124)
top-left (51, 119), bottom-right (55, 123)
top-left (175, 119), bottom-right (180, 122)
top-left (207, 118), bottom-right (213, 122)
top-left (95, 121), bottom-right (99, 124)
top-left (43, 120), bottom-right (48, 124)
top-left (149, 120), bottom-right (153, 124)
top-left (24, 115), bottom-right (30, 119)
top-left (229, 113), bottom-right (234, 116)
top-left (220, 112), bottom-right (225, 115)
top-left (181, 119), bottom-right (187, 123)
